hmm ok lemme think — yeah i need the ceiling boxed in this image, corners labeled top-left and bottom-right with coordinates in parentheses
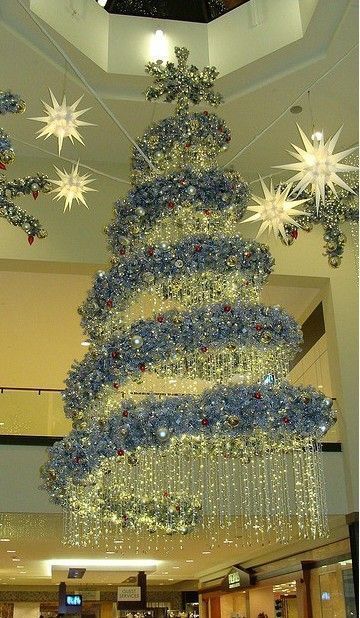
top-left (98, 0), bottom-right (249, 22)
top-left (0, 0), bottom-right (357, 591)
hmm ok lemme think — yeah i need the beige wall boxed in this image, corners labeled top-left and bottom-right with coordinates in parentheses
top-left (13, 602), bottom-right (39, 618)
top-left (248, 587), bottom-right (274, 618)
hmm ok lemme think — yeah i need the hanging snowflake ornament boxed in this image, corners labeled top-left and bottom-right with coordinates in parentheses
top-left (275, 125), bottom-right (358, 213)
top-left (30, 90), bottom-right (94, 154)
top-left (241, 177), bottom-right (308, 240)
top-left (50, 162), bottom-right (96, 212)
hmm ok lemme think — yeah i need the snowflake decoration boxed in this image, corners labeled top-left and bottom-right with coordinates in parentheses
top-left (145, 47), bottom-right (223, 115)
top-left (275, 125), bottom-right (358, 212)
top-left (50, 162), bottom-right (96, 212)
top-left (30, 90), bottom-right (94, 154)
top-left (242, 177), bottom-right (308, 240)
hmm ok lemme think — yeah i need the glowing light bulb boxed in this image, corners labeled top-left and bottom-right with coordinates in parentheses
top-left (311, 131), bottom-right (324, 142)
top-left (151, 30), bottom-right (168, 62)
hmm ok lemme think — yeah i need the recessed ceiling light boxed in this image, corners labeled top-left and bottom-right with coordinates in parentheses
top-left (162, 572), bottom-right (169, 575)
top-left (172, 566), bottom-right (180, 569)
top-left (81, 341), bottom-right (90, 347)
top-left (168, 578), bottom-right (174, 581)
top-left (202, 551), bottom-right (211, 555)
top-left (223, 539), bottom-right (233, 544)
top-left (19, 572), bottom-right (27, 574)
top-left (12, 558), bottom-right (20, 562)
top-left (114, 540), bottom-right (123, 544)
top-left (106, 551), bottom-right (115, 555)
top-left (6, 550), bottom-right (16, 553)
top-left (9, 577), bottom-right (15, 580)
top-left (290, 105), bottom-right (302, 114)
top-left (185, 560), bottom-right (194, 563)
top-left (0, 539), bottom-right (10, 542)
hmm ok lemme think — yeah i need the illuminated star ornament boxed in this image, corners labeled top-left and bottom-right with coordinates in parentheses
top-left (30, 90), bottom-right (94, 154)
top-left (242, 178), bottom-right (308, 240)
top-left (276, 125), bottom-right (357, 212)
top-left (50, 162), bottom-right (96, 212)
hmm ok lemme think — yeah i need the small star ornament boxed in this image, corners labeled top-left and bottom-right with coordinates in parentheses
top-left (242, 177), bottom-right (308, 240)
top-left (30, 90), bottom-right (94, 154)
top-left (275, 125), bottom-right (357, 212)
top-left (50, 162), bottom-right (96, 212)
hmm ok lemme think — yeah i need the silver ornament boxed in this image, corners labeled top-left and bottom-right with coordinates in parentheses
top-left (131, 335), bottom-right (144, 349)
top-left (175, 259), bottom-right (184, 268)
top-left (156, 426), bottom-right (170, 443)
top-left (186, 185), bottom-right (196, 196)
top-left (30, 182), bottom-right (39, 192)
top-left (324, 397), bottom-right (333, 409)
top-left (135, 207), bottom-right (145, 217)
top-left (227, 415), bottom-right (240, 428)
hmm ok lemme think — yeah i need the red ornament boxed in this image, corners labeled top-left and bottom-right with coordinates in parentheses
top-left (27, 235), bottom-right (34, 246)
top-left (203, 110), bottom-right (209, 116)
top-left (139, 363), bottom-right (146, 372)
top-left (122, 410), bottom-right (129, 417)
top-left (254, 391), bottom-right (262, 399)
top-left (175, 504), bottom-right (180, 511)
top-left (75, 456), bottom-right (81, 464)
top-left (194, 244), bottom-right (202, 252)
top-left (218, 127), bottom-right (224, 133)
top-left (106, 299), bottom-right (113, 308)
top-left (179, 178), bottom-right (186, 185)
top-left (119, 247), bottom-right (126, 256)
top-left (113, 382), bottom-right (119, 389)
top-left (255, 324), bottom-right (263, 331)
top-left (226, 136), bottom-right (231, 143)
top-left (200, 346), bottom-right (208, 353)
top-left (111, 351), bottom-right (119, 359)
top-left (201, 418), bottom-right (209, 426)
top-left (283, 417), bottom-right (290, 424)
top-left (117, 449), bottom-right (125, 456)
top-left (203, 209), bottom-right (211, 217)
top-left (244, 251), bottom-right (252, 259)
top-left (147, 246), bottom-right (155, 256)
top-left (223, 305), bottom-right (232, 313)
top-left (0, 162), bottom-right (6, 170)
top-left (156, 315), bottom-right (165, 323)
top-left (290, 228), bottom-right (298, 239)
top-left (163, 491), bottom-right (170, 498)
top-left (185, 142), bottom-right (191, 148)
top-left (32, 191), bottom-right (39, 200)
top-left (167, 201), bottom-right (175, 209)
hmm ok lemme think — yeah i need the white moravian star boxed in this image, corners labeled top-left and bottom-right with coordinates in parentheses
top-left (274, 125), bottom-right (358, 213)
top-left (30, 90), bottom-right (94, 154)
top-left (242, 178), bottom-right (308, 240)
top-left (50, 162), bottom-right (96, 212)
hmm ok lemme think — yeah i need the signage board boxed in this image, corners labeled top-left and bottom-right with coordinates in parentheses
top-left (118, 586), bottom-right (142, 602)
top-left (66, 594), bottom-right (82, 607)
top-left (227, 567), bottom-right (250, 590)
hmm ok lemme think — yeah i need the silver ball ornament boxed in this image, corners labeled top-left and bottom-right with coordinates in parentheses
top-left (156, 426), bottom-right (170, 443)
top-left (131, 335), bottom-right (144, 349)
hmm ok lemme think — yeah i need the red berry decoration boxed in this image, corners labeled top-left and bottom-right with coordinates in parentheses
top-left (194, 243), bottom-right (202, 252)
top-left (0, 162), bottom-right (6, 170)
top-left (122, 410), bottom-right (129, 417)
top-left (203, 110), bottom-right (209, 116)
top-left (117, 449), bottom-right (125, 456)
top-left (106, 299), bottom-right (113, 308)
top-left (27, 235), bottom-right (34, 246)
top-left (255, 324), bottom-right (263, 331)
top-left (111, 351), bottom-right (119, 359)
top-left (167, 201), bottom-right (175, 209)
top-left (119, 247), bottom-right (126, 256)
top-left (156, 315), bottom-right (165, 323)
top-left (200, 346), bottom-right (208, 353)
top-left (32, 190), bottom-right (39, 200)
top-left (283, 417), bottom-right (290, 424)
top-left (223, 305), bottom-right (232, 313)
top-left (201, 418), bottom-right (209, 426)
top-left (244, 251), bottom-right (252, 259)
top-left (147, 246), bottom-right (155, 256)
top-left (75, 456), bottom-right (80, 464)
top-left (290, 228), bottom-right (298, 239)
top-left (185, 142), bottom-right (191, 148)
top-left (163, 491), bottom-right (169, 498)
top-left (139, 363), bottom-right (146, 372)
top-left (225, 136), bottom-right (231, 143)
top-left (254, 391), bottom-right (262, 399)
top-left (113, 382), bottom-right (119, 389)
top-left (203, 209), bottom-right (211, 217)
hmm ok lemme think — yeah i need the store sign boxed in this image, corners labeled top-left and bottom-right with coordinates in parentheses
top-left (227, 567), bottom-right (250, 590)
top-left (118, 586), bottom-right (142, 602)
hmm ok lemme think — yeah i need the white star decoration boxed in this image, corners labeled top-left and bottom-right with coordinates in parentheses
top-left (242, 178), bottom-right (308, 240)
top-left (30, 90), bottom-right (94, 154)
top-left (275, 125), bottom-right (357, 212)
top-left (50, 162), bottom-right (96, 212)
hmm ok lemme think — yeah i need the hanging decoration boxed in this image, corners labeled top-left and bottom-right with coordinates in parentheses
top-left (241, 178), bottom-right (308, 240)
top-left (275, 125), bottom-right (357, 212)
top-left (30, 89), bottom-right (94, 155)
top-left (0, 90), bottom-right (50, 242)
top-left (41, 48), bottom-right (335, 549)
top-left (50, 162), bottom-right (96, 211)
top-left (277, 154), bottom-right (359, 268)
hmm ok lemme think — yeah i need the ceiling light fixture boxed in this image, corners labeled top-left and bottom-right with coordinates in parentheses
top-left (151, 30), bottom-right (168, 62)
top-left (0, 539), bottom-right (10, 543)
top-left (81, 341), bottom-right (90, 347)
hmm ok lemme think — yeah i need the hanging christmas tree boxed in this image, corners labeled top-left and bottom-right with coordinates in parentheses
top-left (0, 90), bottom-right (51, 242)
top-left (41, 48), bottom-right (335, 548)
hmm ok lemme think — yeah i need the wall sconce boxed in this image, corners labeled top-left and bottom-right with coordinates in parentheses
top-left (150, 29), bottom-right (168, 62)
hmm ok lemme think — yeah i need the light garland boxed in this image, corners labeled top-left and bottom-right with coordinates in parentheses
top-left (42, 48), bottom-right (335, 549)
top-left (0, 91), bottom-right (50, 241)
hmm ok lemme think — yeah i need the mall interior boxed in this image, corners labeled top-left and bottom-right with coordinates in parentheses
top-left (0, 0), bottom-right (358, 617)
